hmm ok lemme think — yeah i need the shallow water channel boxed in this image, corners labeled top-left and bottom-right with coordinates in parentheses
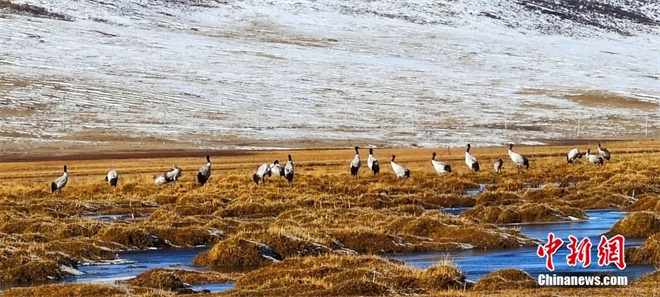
top-left (0, 210), bottom-right (652, 292)
top-left (393, 209), bottom-right (654, 281)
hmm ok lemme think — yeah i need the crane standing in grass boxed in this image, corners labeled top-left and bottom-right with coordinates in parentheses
top-left (508, 144), bottom-right (529, 173)
top-left (253, 163), bottom-right (272, 185)
top-left (197, 155), bottom-right (212, 186)
top-left (284, 154), bottom-right (294, 184)
top-left (567, 148), bottom-right (582, 164)
top-left (390, 155), bottom-right (410, 178)
top-left (368, 147), bottom-right (380, 175)
top-left (465, 144), bottom-right (480, 172)
top-left (350, 146), bottom-right (361, 179)
top-left (154, 165), bottom-right (182, 184)
top-left (586, 149), bottom-right (604, 166)
top-left (105, 169), bottom-right (118, 187)
top-left (270, 160), bottom-right (284, 179)
top-left (51, 165), bottom-right (68, 194)
top-left (598, 143), bottom-right (611, 161)
top-left (431, 152), bottom-right (451, 174)
top-left (494, 158), bottom-right (503, 174)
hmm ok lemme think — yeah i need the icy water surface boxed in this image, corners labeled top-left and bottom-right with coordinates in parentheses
top-left (393, 210), bottom-right (654, 281)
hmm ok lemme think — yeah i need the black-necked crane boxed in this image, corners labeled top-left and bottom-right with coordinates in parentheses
top-left (567, 148), bottom-right (582, 164)
top-left (465, 144), bottom-right (480, 172)
top-left (350, 146), bottom-right (361, 179)
top-left (51, 165), bottom-right (68, 194)
top-left (390, 155), bottom-right (410, 178)
top-left (431, 152), bottom-right (451, 174)
top-left (269, 160), bottom-right (284, 178)
top-left (508, 144), bottom-right (529, 173)
top-left (494, 158), bottom-right (503, 174)
top-left (154, 165), bottom-right (182, 184)
top-left (586, 149), bottom-right (604, 166)
top-left (368, 147), bottom-right (380, 175)
top-left (105, 169), bottom-right (118, 187)
top-left (284, 154), bottom-right (294, 184)
top-left (598, 143), bottom-right (611, 161)
top-left (197, 155), bottom-right (212, 186)
top-left (253, 163), bottom-right (272, 185)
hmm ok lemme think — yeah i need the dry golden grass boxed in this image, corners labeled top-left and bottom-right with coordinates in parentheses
top-left (0, 140), bottom-right (660, 293)
top-left (472, 269), bottom-right (539, 291)
top-left (460, 202), bottom-right (586, 224)
top-left (605, 212), bottom-right (660, 238)
top-left (0, 284), bottom-right (126, 297)
top-left (626, 233), bottom-right (660, 265)
top-left (225, 254), bottom-right (467, 296)
top-left (121, 268), bottom-right (237, 293)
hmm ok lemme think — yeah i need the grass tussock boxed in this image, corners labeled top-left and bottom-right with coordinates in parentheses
top-left (605, 212), bottom-right (660, 238)
top-left (229, 254), bottom-right (468, 297)
top-left (472, 269), bottom-right (539, 291)
top-left (460, 203), bottom-right (586, 224)
top-left (193, 230), bottom-right (335, 267)
top-left (123, 268), bottom-right (236, 293)
top-left (633, 269), bottom-right (660, 287)
top-left (625, 233), bottom-right (660, 265)
top-left (623, 194), bottom-right (660, 212)
top-left (0, 284), bottom-right (126, 297)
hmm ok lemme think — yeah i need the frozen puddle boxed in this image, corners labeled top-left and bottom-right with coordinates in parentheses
top-left (392, 210), bottom-right (654, 281)
top-left (83, 213), bottom-right (148, 222)
top-left (69, 248), bottom-right (235, 293)
top-left (440, 207), bottom-right (471, 216)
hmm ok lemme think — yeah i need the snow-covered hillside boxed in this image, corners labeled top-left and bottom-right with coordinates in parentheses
top-left (1, 0), bottom-right (659, 151)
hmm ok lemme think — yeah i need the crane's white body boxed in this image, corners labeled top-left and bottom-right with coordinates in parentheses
top-left (586, 149), bottom-right (604, 166)
top-left (494, 159), bottom-right (503, 173)
top-left (390, 155), bottom-right (410, 178)
top-left (367, 148), bottom-right (379, 174)
top-left (105, 169), bottom-right (118, 187)
top-left (284, 155), bottom-right (294, 184)
top-left (465, 144), bottom-right (479, 172)
top-left (431, 152), bottom-right (451, 174)
top-left (567, 148), bottom-right (582, 164)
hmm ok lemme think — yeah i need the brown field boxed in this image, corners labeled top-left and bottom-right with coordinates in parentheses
top-left (1, 140), bottom-right (660, 296)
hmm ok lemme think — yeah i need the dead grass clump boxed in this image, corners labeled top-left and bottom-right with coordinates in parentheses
top-left (623, 194), bottom-right (660, 212)
top-left (460, 203), bottom-right (585, 224)
top-left (417, 194), bottom-right (476, 208)
top-left (633, 269), bottom-right (660, 287)
top-left (232, 255), bottom-right (422, 297)
top-left (94, 226), bottom-right (164, 249)
top-left (193, 236), bottom-right (281, 267)
top-left (126, 268), bottom-right (188, 292)
top-left (150, 194), bottom-right (178, 205)
top-left (219, 200), bottom-right (293, 218)
top-left (0, 244), bottom-right (80, 282)
top-left (521, 186), bottom-right (567, 203)
top-left (625, 233), bottom-right (660, 265)
top-left (328, 279), bottom-right (390, 296)
top-left (166, 269), bottom-right (239, 284)
top-left (605, 212), bottom-right (660, 238)
top-left (54, 220), bottom-right (106, 239)
top-left (330, 228), bottom-right (405, 254)
top-left (45, 240), bottom-right (115, 261)
top-left (194, 229), bottom-right (335, 267)
top-left (0, 284), bottom-right (125, 297)
top-left (475, 191), bottom-right (523, 206)
top-left (472, 269), bottom-right (539, 291)
top-left (419, 260), bottom-right (468, 291)
top-left (146, 226), bottom-right (220, 247)
top-left (437, 177), bottom-right (479, 194)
